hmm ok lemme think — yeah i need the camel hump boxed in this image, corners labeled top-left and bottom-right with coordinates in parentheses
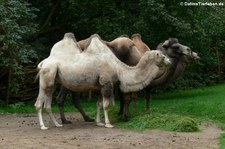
top-left (83, 34), bottom-right (102, 50)
top-left (119, 34), bottom-right (129, 38)
top-left (131, 33), bottom-right (141, 39)
top-left (64, 32), bottom-right (76, 40)
top-left (90, 34), bottom-right (101, 40)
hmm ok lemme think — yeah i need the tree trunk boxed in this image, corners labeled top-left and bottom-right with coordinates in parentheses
top-left (6, 69), bottom-right (12, 105)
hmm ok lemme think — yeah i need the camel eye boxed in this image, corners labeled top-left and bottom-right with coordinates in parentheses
top-left (172, 44), bottom-right (179, 49)
top-left (187, 48), bottom-right (191, 52)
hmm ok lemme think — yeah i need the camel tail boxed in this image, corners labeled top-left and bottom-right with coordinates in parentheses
top-left (34, 60), bottom-right (45, 83)
top-left (34, 69), bottom-right (41, 83)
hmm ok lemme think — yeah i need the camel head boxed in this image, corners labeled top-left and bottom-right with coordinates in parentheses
top-left (181, 51), bottom-right (200, 64)
top-left (159, 38), bottom-right (200, 63)
top-left (142, 50), bottom-right (171, 67)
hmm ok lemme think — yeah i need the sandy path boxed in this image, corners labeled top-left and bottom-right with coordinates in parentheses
top-left (0, 112), bottom-right (223, 149)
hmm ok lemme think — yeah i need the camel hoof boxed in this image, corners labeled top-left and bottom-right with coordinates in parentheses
top-left (124, 115), bottom-right (131, 122)
top-left (105, 123), bottom-right (114, 128)
top-left (41, 126), bottom-right (48, 130)
top-left (84, 117), bottom-right (95, 122)
top-left (56, 124), bottom-right (63, 127)
top-left (96, 122), bottom-right (105, 127)
top-left (62, 120), bottom-right (72, 124)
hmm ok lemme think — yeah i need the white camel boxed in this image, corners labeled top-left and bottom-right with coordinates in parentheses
top-left (35, 33), bottom-right (171, 130)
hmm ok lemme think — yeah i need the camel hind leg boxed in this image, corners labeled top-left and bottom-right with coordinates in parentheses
top-left (35, 91), bottom-right (48, 130)
top-left (35, 66), bottom-right (62, 130)
top-left (44, 90), bottom-right (63, 128)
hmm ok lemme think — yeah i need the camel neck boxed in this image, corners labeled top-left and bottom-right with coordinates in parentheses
top-left (169, 57), bottom-right (188, 82)
top-left (117, 56), bottom-right (159, 93)
top-left (150, 56), bottom-right (187, 87)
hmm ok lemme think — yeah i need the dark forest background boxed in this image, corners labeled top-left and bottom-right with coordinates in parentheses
top-left (0, 0), bottom-right (224, 104)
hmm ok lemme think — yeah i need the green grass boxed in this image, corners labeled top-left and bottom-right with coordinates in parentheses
top-left (220, 134), bottom-right (225, 149)
top-left (152, 84), bottom-right (225, 129)
top-left (1, 83), bottom-right (225, 147)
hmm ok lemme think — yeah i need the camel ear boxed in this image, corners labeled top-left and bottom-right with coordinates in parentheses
top-left (162, 38), bottom-right (179, 49)
top-left (169, 38), bottom-right (178, 43)
top-left (162, 40), bottom-right (169, 49)
top-left (171, 43), bottom-right (180, 49)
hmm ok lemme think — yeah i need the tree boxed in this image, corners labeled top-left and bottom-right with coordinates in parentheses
top-left (0, 0), bottom-right (38, 104)
top-left (1, 0), bottom-right (224, 103)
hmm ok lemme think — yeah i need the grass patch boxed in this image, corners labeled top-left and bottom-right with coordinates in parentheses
top-left (116, 112), bottom-right (199, 132)
top-left (175, 117), bottom-right (199, 132)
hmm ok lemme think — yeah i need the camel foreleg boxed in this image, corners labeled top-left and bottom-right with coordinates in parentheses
top-left (145, 87), bottom-right (152, 111)
top-left (101, 82), bottom-right (114, 128)
top-left (95, 96), bottom-right (104, 126)
top-left (103, 96), bottom-right (114, 128)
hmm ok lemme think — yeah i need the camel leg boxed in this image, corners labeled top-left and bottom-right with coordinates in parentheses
top-left (35, 92), bottom-right (48, 130)
top-left (123, 93), bottom-right (132, 121)
top-left (36, 66), bottom-right (62, 129)
top-left (57, 86), bottom-right (94, 123)
top-left (37, 108), bottom-right (47, 129)
top-left (131, 92), bottom-right (137, 112)
top-left (103, 96), bottom-right (113, 128)
top-left (145, 88), bottom-right (152, 111)
top-left (45, 89), bottom-right (63, 128)
top-left (118, 89), bottom-right (124, 116)
top-left (57, 86), bottom-right (71, 124)
top-left (118, 91), bottom-right (132, 121)
top-left (101, 82), bottom-right (114, 128)
top-left (96, 96), bottom-right (104, 126)
top-left (46, 108), bottom-right (63, 128)
top-left (72, 92), bottom-right (94, 122)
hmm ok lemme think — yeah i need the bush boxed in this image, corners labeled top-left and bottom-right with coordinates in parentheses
top-left (0, 0), bottom-right (38, 103)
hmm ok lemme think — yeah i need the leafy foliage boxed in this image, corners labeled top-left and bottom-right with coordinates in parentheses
top-left (30, 0), bottom-right (225, 89)
top-left (0, 0), bottom-right (38, 103)
top-left (0, 0), bottom-right (225, 103)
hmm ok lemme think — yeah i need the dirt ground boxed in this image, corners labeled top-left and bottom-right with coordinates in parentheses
top-left (0, 112), bottom-right (223, 149)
